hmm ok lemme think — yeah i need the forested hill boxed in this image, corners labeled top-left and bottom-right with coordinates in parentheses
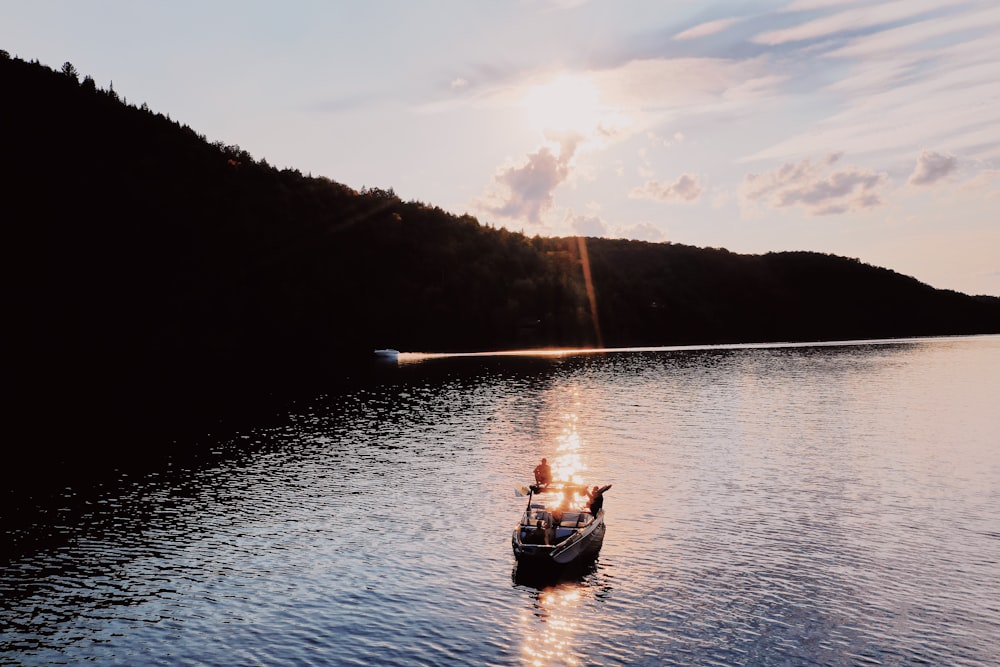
top-left (4, 52), bottom-right (1000, 463)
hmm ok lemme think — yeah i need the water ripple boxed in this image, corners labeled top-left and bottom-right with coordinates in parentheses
top-left (2, 338), bottom-right (999, 665)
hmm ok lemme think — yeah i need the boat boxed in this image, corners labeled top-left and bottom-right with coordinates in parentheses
top-left (373, 348), bottom-right (399, 361)
top-left (511, 482), bottom-right (606, 567)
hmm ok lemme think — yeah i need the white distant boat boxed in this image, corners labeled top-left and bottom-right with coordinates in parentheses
top-left (373, 348), bottom-right (400, 361)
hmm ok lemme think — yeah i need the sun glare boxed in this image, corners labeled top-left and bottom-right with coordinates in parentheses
top-left (551, 406), bottom-right (587, 483)
top-left (522, 74), bottom-right (602, 137)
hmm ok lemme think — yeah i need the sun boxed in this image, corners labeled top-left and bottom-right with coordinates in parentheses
top-left (521, 74), bottom-right (602, 137)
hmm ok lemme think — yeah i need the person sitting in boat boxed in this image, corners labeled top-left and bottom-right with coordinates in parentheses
top-left (533, 458), bottom-right (552, 489)
top-left (588, 484), bottom-right (612, 517)
top-left (545, 519), bottom-right (558, 546)
top-left (527, 519), bottom-right (546, 544)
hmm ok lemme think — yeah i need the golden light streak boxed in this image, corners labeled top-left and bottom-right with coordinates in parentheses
top-left (519, 583), bottom-right (585, 667)
top-left (576, 236), bottom-right (603, 349)
top-left (397, 338), bottom-right (924, 364)
top-left (548, 394), bottom-right (588, 484)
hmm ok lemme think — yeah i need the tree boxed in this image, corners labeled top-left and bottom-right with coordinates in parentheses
top-left (61, 61), bottom-right (79, 82)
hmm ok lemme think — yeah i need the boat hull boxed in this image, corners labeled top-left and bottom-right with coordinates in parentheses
top-left (373, 349), bottom-right (399, 361)
top-left (512, 512), bottom-right (606, 568)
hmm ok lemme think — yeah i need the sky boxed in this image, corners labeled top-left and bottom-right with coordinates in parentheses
top-left (4, 0), bottom-right (999, 296)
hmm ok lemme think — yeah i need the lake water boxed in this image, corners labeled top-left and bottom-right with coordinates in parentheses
top-left (2, 336), bottom-right (999, 666)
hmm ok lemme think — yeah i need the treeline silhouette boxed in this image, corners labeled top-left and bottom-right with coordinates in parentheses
top-left (3, 52), bottom-right (999, 477)
top-left (584, 240), bottom-right (1000, 345)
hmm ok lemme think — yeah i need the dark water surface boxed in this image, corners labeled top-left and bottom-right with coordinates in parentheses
top-left (3, 336), bottom-right (999, 666)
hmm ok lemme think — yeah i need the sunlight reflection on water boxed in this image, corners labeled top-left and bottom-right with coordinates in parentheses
top-left (521, 584), bottom-right (585, 667)
top-left (2, 336), bottom-right (999, 666)
top-left (551, 407), bottom-right (586, 484)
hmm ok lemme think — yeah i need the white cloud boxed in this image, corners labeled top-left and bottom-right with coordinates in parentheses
top-left (533, 0), bottom-right (589, 11)
top-left (753, 0), bottom-right (948, 46)
top-left (740, 153), bottom-right (887, 215)
top-left (618, 221), bottom-right (666, 242)
top-left (712, 188), bottom-right (734, 209)
top-left (481, 136), bottom-right (581, 224)
top-left (567, 212), bottom-right (609, 237)
top-left (744, 38), bottom-right (1000, 163)
top-left (675, 18), bottom-right (742, 41)
top-left (593, 57), bottom-right (769, 112)
top-left (646, 130), bottom-right (686, 148)
top-left (960, 169), bottom-right (1000, 198)
top-left (827, 3), bottom-right (1000, 59)
top-left (909, 150), bottom-right (957, 186)
top-left (630, 173), bottom-right (704, 203)
top-left (563, 211), bottom-right (666, 242)
top-left (783, 0), bottom-right (867, 11)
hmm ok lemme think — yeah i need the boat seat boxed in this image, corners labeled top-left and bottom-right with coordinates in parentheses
top-left (555, 528), bottom-right (574, 540)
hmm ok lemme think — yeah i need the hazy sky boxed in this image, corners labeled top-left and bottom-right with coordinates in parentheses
top-left (4, 0), bottom-right (999, 296)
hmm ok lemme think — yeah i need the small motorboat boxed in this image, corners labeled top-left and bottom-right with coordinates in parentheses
top-left (511, 482), bottom-right (606, 567)
top-left (373, 348), bottom-right (400, 362)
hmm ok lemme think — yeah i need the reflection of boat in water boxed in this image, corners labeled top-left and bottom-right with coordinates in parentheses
top-left (511, 482), bottom-right (606, 568)
top-left (512, 555), bottom-right (599, 589)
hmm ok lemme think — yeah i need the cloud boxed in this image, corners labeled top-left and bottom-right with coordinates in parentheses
top-left (753, 0), bottom-right (947, 46)
top-left (567, 212), bottom-right (609, 237)
top-left (593, 57), bottom-right (771, 112)
top-left (533, 0), bottom-right (589, 11)
top-left (647, 130), bottom-right (686, 148)
top-left (563, 211), bottom-right (665, 242)
top-left (481, 136), bottom-right (581, 224)
top-left (960, 169), bottom-right (1000, 198)
top-left (740, 153), bottom-right (887, 215)
top-left (744, 3), bottom-right (1000, 165)
top-left (826, 3), bottom-right (1000, 59)
top-left (675, 18), bottom-right (742, 41)
top-left (909, 150), bottom-right (957, 186)
top-left (629, 173), bottom-right (704, 203)
top-left (618, 221), bottom-right (666, 242)
top-left (783, 0), bottom-right (858, 10)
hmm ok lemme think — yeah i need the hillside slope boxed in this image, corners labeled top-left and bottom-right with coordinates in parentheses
top-left (582, 240), bottom-right (1000, 346)
top-left (3, 52), bottom-right (999, 468)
